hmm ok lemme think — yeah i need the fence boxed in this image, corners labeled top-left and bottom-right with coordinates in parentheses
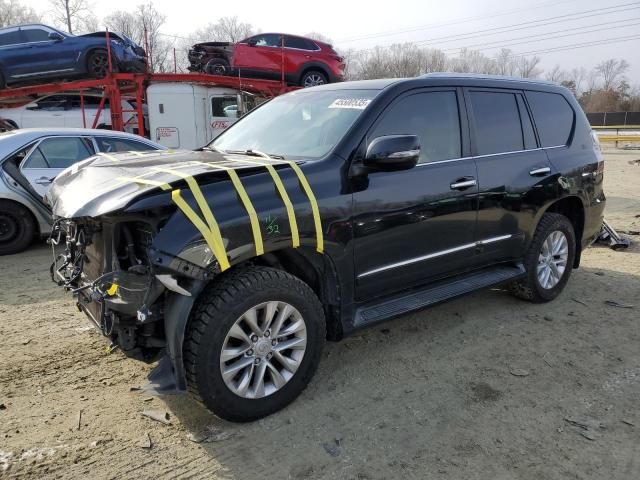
top-left (586, 111), bottom-right (640, 126)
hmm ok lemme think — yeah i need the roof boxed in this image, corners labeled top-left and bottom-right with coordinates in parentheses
top-left (0, 128), bottom-right (162, 155)
top-left (420, 72), bottom-right (559, 86)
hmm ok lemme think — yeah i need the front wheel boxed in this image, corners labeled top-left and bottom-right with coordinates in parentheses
top-left (511, 213), bottom-right (576, 303)
top-left (184, 267), bottom-right (326, 421)
top-left (204, 59), bottom-right (229, 75)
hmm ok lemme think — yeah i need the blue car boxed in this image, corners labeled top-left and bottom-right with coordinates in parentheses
top-left (0, 24), bottom-right (146, 88)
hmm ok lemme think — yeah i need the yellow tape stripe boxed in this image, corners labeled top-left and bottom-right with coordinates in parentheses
top-left (190, 162), bottom-right (264, 256)
top-left (117, 176), bottom-right (171, 190)
top-left (227, 158), bottom-right (299, 248)
top-left (287, 162), bottom-right (323, 253)
top-left (152, 167), bottom-right (229, 271)
top-left (96, 152), bottom-right (119, 162)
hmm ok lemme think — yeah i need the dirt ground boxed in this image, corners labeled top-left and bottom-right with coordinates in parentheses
top-left (1, 149), bottom-right (639, 480)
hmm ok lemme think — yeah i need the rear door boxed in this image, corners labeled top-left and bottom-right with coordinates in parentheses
top-left (283, 35), bottom-right (318, 77)
top-left (465, 88), bottom-right (553, 265)
top-left (20, 136), bottom-right (94, 196)
top-left (233, 34), bottom-right (283, 79)
top-left (353, 88), bottom-right (478, 300)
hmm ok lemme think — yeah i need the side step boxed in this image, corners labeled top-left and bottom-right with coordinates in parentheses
top-left (354, 264), bottom-right (525, 327)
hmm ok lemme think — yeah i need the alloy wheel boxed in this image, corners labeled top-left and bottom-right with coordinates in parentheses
top-left (537, 230), bottom-right (569, 289)
top-left (303, 74), bottom-right (326, 87)
top-left (220, 301), bottom-right (307, 399)
top-left (91, 54), bottom-right (109, 77)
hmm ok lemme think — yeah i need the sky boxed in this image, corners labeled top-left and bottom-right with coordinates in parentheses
top-left (26, 0), bottom-right (640, 83)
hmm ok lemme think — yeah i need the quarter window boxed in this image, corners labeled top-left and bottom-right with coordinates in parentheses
top-left (469, 91), bottom-right (524, 155)
top-left (369, 91), bottom-right (462, 164)
top-left (525, 91), bottom-right (575, 147)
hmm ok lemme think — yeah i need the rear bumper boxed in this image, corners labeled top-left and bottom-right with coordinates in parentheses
top-left (117, 57), bottom-right (147, 73)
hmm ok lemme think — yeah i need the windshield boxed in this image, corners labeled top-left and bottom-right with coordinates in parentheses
top-left (211, 89), bottom-right (378, 159)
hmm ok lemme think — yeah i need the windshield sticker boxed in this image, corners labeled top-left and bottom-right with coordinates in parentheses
top-left (328, 98), bottom-right (371, 110)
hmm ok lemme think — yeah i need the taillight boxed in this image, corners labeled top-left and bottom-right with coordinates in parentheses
top-left (330, 54), bottom-right (344, 62)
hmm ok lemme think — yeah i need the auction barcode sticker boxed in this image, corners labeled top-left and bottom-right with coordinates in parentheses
top-left (328, 98), bottom-right (372, 110)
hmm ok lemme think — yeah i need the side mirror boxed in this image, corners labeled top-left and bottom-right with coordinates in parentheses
top-left (364, 135), bottom-right (420, 171)
top-left (48, 32), bottom-right (64, 41)
top-left (25, 102), bottom-right (39, 110)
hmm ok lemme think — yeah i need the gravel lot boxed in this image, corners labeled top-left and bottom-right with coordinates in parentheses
top-left (1, 149), bottom-right (639, 480)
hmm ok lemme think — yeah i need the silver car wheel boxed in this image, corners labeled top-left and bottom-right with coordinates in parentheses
top-left (303, 73), bottom-right (326, 87)
top-left (537, 230), bottom-right (569, 289)
top-left (220, 301), bottom-right (307, 399)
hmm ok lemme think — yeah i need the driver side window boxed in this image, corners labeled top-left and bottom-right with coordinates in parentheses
top-left (369, 91), bottom-right (462, 164)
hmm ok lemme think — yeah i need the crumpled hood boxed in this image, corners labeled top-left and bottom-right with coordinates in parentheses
top-left (46, 150), bottom-right (284, 218)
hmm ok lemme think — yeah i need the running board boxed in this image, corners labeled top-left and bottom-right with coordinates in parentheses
top-left (354, 264), bottom-right (525, 327)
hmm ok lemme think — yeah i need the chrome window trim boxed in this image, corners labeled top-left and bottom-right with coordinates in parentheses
top-left (357, 234), bottom-right (513, 279)
top-left (415, 145), bottom-right (567, 167)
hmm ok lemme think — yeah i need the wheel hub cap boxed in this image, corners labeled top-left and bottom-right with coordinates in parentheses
top-left (537, 230), bottom-right (568, 289)
top-left (220, 301), bottom-right (307, 399)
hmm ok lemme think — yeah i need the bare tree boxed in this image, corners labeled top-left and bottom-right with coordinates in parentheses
top-left (136, 3), bottom-right (170, 72)
top-left (49, 0), bottom-right (91, 34)
top-left (595, 58), bottom-right (629, 91)
top-left (516, 56), bottom-right (542, 78)
top-left (568, 67), bottom-right (587, 94)
top-left (495, 48), bottom-right (516, 76)
top-left (422, 48), bottom-right (447, 73)
top-left (304, 32), bottom-right (333, 45)
top-left (195, 16), bottom-right (256, 44)
top-left (105, 10), bottom-right (139, 39)
top-left (545, 64), bottom-right (566, 83)
top-left (0, 0), bottom-right (40, 27)
top-left (448, 48), bottom-right (497, 74)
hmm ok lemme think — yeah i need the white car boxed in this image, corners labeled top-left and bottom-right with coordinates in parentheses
top-left (0, 128), bottom-right (165, 254)
top-left (0, 92), bottom-right (147, 133)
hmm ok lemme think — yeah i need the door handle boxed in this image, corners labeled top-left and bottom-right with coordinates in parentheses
top-left (529, 166), bottom-right (551, 176)
top-left (450, 178), bottom-right (477, 190)
top-left (35, 176), bottom-right (53, 185)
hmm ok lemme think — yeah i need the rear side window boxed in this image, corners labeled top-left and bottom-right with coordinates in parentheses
top-left (370, 91), bottom-right (462, 164)
top-left (21, 28), bottom-right (50, 42)
top-left (284, 36), bottom-right (317, 50)
top-left (95, 137), bottom-right (154, 153)
top-left (469, 91), bottom-right (524, 155)
top-left (23, 137), bottom-right (93, 169)
top-left (525, 91), bottom-right (575, 147)
top-left (0, 30), bottom-right (23, 46)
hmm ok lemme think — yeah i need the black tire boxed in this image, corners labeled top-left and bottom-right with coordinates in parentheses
top-left (184, 266), bottom-right (326, 421)
top-left (300, 70), bottom-right (328, 87)
top-left (0, 200), bottom-right (36, 255)
top-left (511, 213), bottom-right (576, 303)
top-left (87, 50), bottom-right (113, 78)
top-left (204, 58), bottom-right (229, 75)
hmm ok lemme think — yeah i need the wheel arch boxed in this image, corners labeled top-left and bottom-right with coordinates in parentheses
top-left (539, 195), bottom-right (585, 268)
top-left (297, 62), bottom-right (330, 84)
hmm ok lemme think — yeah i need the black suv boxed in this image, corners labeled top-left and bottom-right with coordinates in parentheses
top-left (47, 74), bottom-right (605, 421)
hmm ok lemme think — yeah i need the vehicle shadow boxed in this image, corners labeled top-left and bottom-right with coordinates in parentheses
top-left (160, 262), bottom-right (640, 479)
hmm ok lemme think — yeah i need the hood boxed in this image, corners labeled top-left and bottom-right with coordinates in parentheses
top-left (190, 42), bottom-right (233, 53)
top-left (79, 31), bottom-right (145, 54)
top-left (46, 150), bottom-right (287, 218)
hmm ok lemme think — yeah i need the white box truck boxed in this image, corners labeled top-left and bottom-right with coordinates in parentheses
top-left (147, 83), bottom-right (259, 150)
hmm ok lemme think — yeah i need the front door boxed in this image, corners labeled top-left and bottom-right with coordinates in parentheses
top-left (233, 34), bottom-right (283, 79)
top-left (352, 89), bottom-right (479, 301)
top-left (464, 88), bottom-right (554, 265)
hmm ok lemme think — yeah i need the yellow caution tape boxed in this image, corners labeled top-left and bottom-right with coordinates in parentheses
top-left (96, 152), bottom-right (120, 162)
top-left (106, 283), bottom-right (118, 296)
top-left (228, 158), bottom-right (299, 248)
top-left (152, 167), bottom-right (230, 271)
top-left (287, 162), bottom-right (323, 253)
top-left (190, 162), bottom-right (264, 256)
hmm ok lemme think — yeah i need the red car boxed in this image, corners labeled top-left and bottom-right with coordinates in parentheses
top-left (188, 33), bottom-right (345, 87)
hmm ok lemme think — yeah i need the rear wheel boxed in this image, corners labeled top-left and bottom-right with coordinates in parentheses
top-left (204, 58), bottom-right (229, 75)
top-left (184, 266), bottom-right (326, 421)
top-left (511, 213), bottom-right (575, 302)
top-left (300, 70), bottom-right (328, 87)
top-left (0, 200), bottom-right (36, 255)
top-left (87, 50), bottom-right (113, 78)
